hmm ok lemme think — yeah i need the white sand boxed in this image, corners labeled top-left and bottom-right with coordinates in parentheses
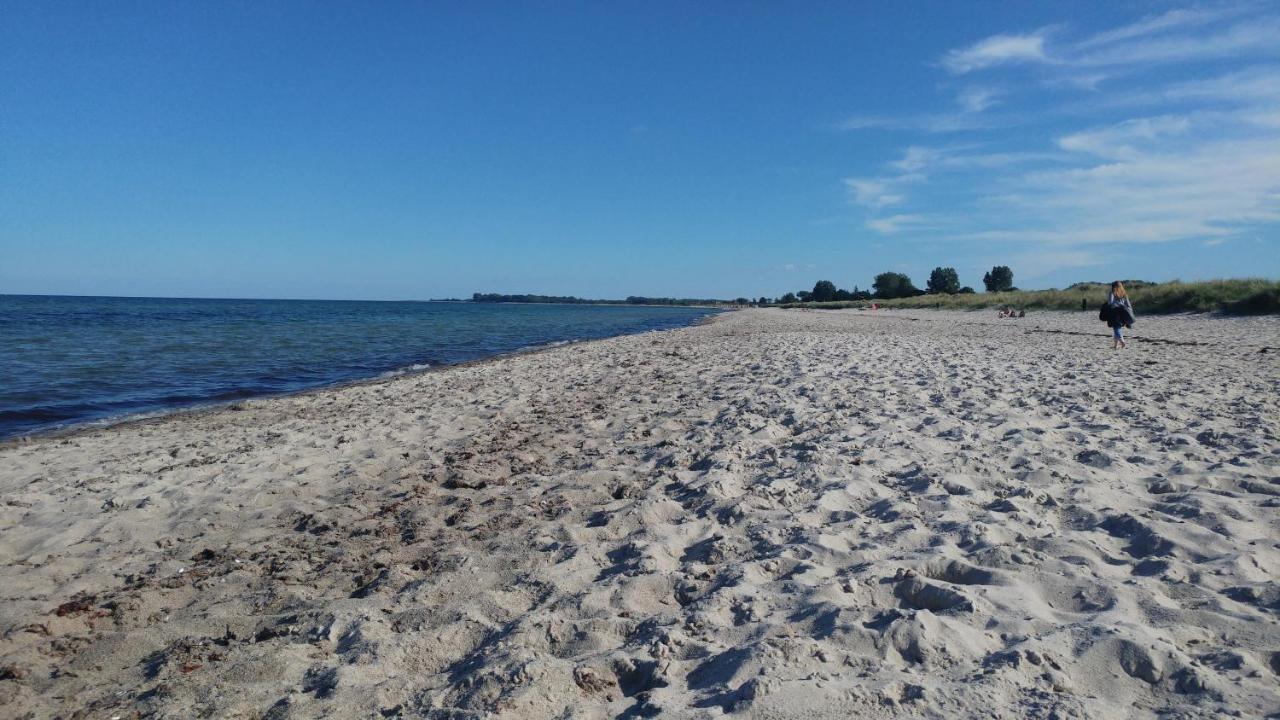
top-left (1, 308), bottom-right (1278, 719)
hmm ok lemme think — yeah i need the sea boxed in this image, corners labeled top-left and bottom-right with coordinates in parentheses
top-left (0, 295), bottom-right (718, 440)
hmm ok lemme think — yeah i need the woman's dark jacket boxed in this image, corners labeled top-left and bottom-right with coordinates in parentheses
top-left (1105, 293), bottom-right (1135, 328)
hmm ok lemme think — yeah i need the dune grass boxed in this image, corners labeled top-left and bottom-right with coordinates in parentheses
top-left (780, 279), bottom-right (1280, 315)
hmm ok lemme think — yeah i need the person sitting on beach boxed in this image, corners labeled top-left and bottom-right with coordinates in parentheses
top-left (1106, 281), bottom-right (1135, 349)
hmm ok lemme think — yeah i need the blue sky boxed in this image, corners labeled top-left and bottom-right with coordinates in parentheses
top-left (2, 1), bottom-right (1278, 300)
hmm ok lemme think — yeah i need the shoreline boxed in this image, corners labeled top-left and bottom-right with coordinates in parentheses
top-left (0, 309), bottom-right (726, 448)
top-left (1, 308), bottom-right (1277, 718)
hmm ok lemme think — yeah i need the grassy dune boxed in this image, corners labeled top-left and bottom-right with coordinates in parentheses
top-left (781, 279), bottom-right (1280, 315)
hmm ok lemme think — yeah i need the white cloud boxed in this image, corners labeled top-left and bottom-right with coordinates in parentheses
top-left (891, 145), bottom-right (1068, 173)
top-left (942, 31), bottom-right (1050, 73)
top-left (867, 214), bottom-right (929, 235)
top-left (1075, 7), bottom-right (1237, 49)
top-left (893, 109), bottom-right (1280, 250)
top-left (1160, 65), bottom-right (1280, 104)
top-left (839, 5), bottom-right (1280, 270)
top-left (890, 146), bottom-right (945, 173)
top-left (940, 10), bottom-right (1280, 79)
top-left (1052, 73), bottom-right (1110, 91)
top-left (836, 112), bottom-right (1001, 133)
top-left (957, 86), bottom-right (1002, 113)
top-left (846, 153), bottom-right (938, 211)
top-left (845, 178), bottom-right (904, 208)
top-left (1057, 115), bottom-right (1192, 158)
top-left (1074, 17), bottom-right (1280, 67)
top-left (973, 131), bottom-right (1280, 246)
top-left (1082, 65), bottom-right (1280, 113)
top-left (952, 221), bottom-right (1230, 246)
top-left (941, 150), bottom-right (1068, 168)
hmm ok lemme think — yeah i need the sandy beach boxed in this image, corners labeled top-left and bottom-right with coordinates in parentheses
top-left (1, 308), bottom-right (1278, 719)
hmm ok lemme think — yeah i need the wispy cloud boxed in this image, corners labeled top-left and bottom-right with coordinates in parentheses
top-left (837, 89), bottom-right (1010, 135)
top-left (893, 145), bottom-right (1069, 172)
top-left (890, 146), bottom-right (945, 173)
top-left (1056, 115), bottom-right (1192, 158)
top-left (1083, 65), bottom-right (1280, 111)
top-left (838, 78), bottom-right (1010, 135)
top-left (866, 214), bottom-right (932, 235)
top-left (942, 8), bottom-right (1280, 77)
top-left (839, 4), bottom-right (1280, 264)
top-left (836, 112), bottom-right (1002, 133)
top-left (844, 178), bottom-right (905, 208)
top-left (1162, 65), bottom-right (1280, 103)
top-left (956, 86), bottom-right (1002, 113)
top-left (942, 31), bottom-right (1050, 74)
top-left (1074, 16), bottom-right (1280, 67)
top-left (1074, 7), bottom-right (1239, 49)
top-left (961, 125), bottom-right (1280, 246)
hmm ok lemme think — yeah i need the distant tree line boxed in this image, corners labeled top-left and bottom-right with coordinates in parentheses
top-left (471, 293), bottom-right (736, 306)
top-left (625, 296), bottom-right (741, 306)
top-left (473, 293), bottom-right (593, 304)
top-left (769, 265), bottom-right (1017, 304)
top-left (472, 265), bottom-right (1023, 309)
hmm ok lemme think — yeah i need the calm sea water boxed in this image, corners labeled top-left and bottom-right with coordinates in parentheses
top-left (0, 295), bottom-right (717, 440)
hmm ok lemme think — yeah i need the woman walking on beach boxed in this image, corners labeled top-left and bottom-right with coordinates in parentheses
top-left (1106, 281), bottom-right (1134, 349)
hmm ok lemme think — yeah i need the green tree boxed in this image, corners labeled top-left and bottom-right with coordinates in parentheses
top-left (811, 280), bottom-right (838, 302)
top-left (757, 296), bottom-right (771, 306)
top-left (779, 292), bottom-right (798, 304)
top-left (983, 266), bottom-right (1014, 293)
top-left (927, 267), bottom-right (961, 294)
top-left (873, 272), bottom-right (920, 299)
